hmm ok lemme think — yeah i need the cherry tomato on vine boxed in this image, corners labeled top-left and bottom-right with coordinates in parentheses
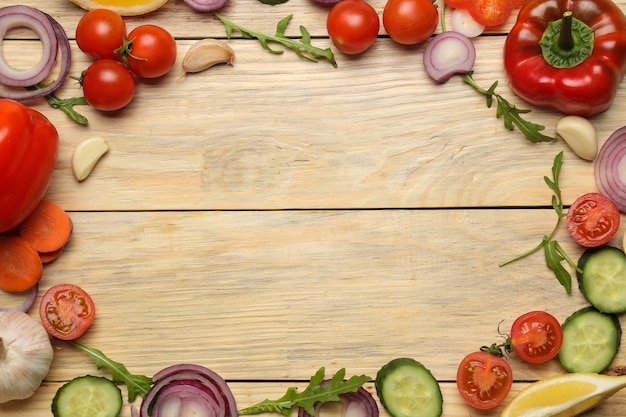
top-left (76, 9), bottom-right (126, 60)
top-left (125, 24), bottom-right (177, 78)
top-left (566, 192), bottom-right (621, 248)
top-left (326, 0), bottom-right (380, 55)
top-left (81, 59), bottom-right (136, 111)
top-left (456, 351), bottom-right (513, 409)
top-left (39, 283), bottom-right (96, 340)
top-left (383, 0), bottom-right (439, 45)
top-left (510, 311), bottom-right (563, 364)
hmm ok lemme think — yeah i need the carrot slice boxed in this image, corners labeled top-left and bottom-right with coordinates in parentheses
top-left (0, 236), bottom-right (43, 293)
top-left (18, 200), bottom-right (73, 253)
top-left (39, 245), bottom-right (65, 264)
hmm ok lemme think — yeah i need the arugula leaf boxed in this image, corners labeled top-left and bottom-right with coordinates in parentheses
top-left (238, 367), bottom-right (370, 415)
top-left (461, 73), bottom-right (555, 143)
top-left (500, 152), bottom-right (581, 292)
top-left (27, 85), bottom-right (89, 125)
top-left (69, 341), bottom-right (153, 402)
top-left (214, 13), bottom-right (337, 68)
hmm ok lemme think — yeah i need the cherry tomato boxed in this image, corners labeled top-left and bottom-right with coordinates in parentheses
top-left (39, 283), bottom-right (96, 340)
top-left (510, 311), bottom-right (563, 363)
top-left (566, 192), bottom-right (621, 247)
top-left (383, 0), bottom-right (439, 45)
top-left (456, 351), bottom-right (513, 409)
top-left (326, 0), bottom-right (380, 55)
top-left (126, 24), bottom-right (177, 78)
top-left (82, 59), bottom-right (136, 112)
top-left (76, 9), bottom-right (126, 60)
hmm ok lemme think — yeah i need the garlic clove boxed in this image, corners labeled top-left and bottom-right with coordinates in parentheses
top-left (555, 115), bottom-right (598, 161)
top-left (182, 38), bottom-right (235, 74)
top-left (72, 136), bottom-right (109, 182)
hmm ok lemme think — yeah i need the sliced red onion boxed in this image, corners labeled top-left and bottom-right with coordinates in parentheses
top-left (297, 387), bottom-right (378, 417)
top-left (183, 0), bottom-right (229, 12)
top-left (140, 364), bottom-right (238, 417)
top-left (0, 283), bottom-right (38, 313)
top-left (0, 7), bottom-right (70, 101)
top-left (423, 31), bottom-right (476, 83)
top-left (0, 5), bottom-right (57, 87)
top-left (595, 126), bottom-right (626, 212)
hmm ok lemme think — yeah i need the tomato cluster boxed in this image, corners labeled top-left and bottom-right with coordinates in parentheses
top-left (75, 9), bottom-right (177, 111)
top-left (326, 0), bottom-right (439, 55)
top-left (457, 311), bottom-right (563, 409)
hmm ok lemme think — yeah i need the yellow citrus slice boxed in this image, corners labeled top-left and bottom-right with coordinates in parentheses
top-left (501, 373), bottom-right (626, 417)
top-left (70, 0), bottom-right (169, 16)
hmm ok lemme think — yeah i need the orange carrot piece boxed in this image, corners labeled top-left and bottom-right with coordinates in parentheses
top-left (39, 245), bottom-right (65, 264)
top-left (0, 235), bottom-right (43, 293)
top-left (18, 200), bottom-right (73, 253)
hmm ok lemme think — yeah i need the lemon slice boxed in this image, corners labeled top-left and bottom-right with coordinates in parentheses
top-left (501, 372), bottom-right (626, 417)
top-left (70, 0), bottom-right (169, 16)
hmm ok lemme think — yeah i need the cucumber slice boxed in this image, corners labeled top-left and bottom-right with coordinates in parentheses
top-left (577, 246), bottom-right (626, 313)
top-left (375, 358), bottom-right (443, 417)
top-left (52, 375), bottom-right (122, 417)
top-left (558, 306), bottom-right (621, 373)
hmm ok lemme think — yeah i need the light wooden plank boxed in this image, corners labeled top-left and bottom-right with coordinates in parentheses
top-left (2, 210), bottom-right (624, 381)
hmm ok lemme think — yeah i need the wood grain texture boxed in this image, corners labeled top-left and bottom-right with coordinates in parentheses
top-left (2, 0), bottom-right (626, 416)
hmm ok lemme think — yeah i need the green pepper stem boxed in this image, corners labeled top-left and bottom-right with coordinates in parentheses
top-left (559, 11), bottom-right (574, 51)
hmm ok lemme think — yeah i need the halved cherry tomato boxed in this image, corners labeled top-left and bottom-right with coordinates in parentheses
top-left (510, 311), bottom-right (563, 364)
top-left (39, 283), bottom-right (96, 340)
top-left (566, 192), bottom-right (621, 248)
top-left (468, 0), bottom-right (515, 27)
top-left (456, 351), bottom-right (513, 409)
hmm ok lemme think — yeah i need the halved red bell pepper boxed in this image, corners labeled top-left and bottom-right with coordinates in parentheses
top-left (0, 99), bottom-right (59, 232)
top-left (503, 0), bottom-right (626, 117)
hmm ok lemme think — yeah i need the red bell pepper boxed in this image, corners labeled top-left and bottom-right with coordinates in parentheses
top-left (0, 99), bottom-right (59, 232)
top-left (503, 0), bottom-right (626, 117)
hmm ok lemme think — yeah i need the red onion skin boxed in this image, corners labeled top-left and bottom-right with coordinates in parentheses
top-left (311, 0), bottom-right (342, 4)
top-left (423, 31), bottom-right (476, 83)
top-left (595, 126), bottom-right (626, 212)
top-left (297, 386), bottom-right (379, 417)
top-left (0, 5), bottom-right (57, 87)
top-left (183, 0), bottom-right (229, 12)
top-left (0, 283), bottom-right (38, 313)
top-left (0, 9), bottom-right (71, 101)
top-left (141, 364), bottom-right (238, 417)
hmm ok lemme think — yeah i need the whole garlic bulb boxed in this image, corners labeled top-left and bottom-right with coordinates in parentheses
top-left (0, 311), bottom-right (53, 403)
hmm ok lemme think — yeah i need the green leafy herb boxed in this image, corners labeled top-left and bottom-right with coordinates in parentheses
top-left (461, 72), bottom-right (555, 143)
top-left (499, 151), bottom-right (581, 292)
top-left (27, 85), bottom-right (89, 125)
top-left (69, 341), bottom-right (153, 402)
top-left (214, 13), bottom-right (337, 68)
top-left (238, 367), bottom-right (370, 415)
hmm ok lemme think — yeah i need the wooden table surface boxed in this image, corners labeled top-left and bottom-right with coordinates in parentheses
top-left (2, 0), bottom-right (626, 416)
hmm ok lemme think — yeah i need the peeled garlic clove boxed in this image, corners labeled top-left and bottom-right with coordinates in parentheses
top-left (182, 38), bottom-right (235, 74)
top-left (555, 115), bottom-right (598, 161)
top-left (72, 137), bottom-right (109, 181)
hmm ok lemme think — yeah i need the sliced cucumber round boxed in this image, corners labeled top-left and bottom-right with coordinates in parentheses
top-left (375, 357), bottom-right (443, 417)
top-left (577, 246), bottom-right (626, 313)
top-left (52, 375), bottom-right (122, 417)
top-left (558, 306), bottom-right (621, 373)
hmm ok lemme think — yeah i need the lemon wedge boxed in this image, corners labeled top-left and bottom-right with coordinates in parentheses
top-left (70, 0), bottom-right (168, 16)
top-left (501, 373), bottom-right (626, 417)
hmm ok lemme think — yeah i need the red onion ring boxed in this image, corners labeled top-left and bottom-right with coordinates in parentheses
top-left (183, 0), bottom-right (229, 12)
top-left (423, 31), bottom-right (476, 83)
top-left (140, 364), bottom-right (238, 417)
top-left (297, 386), bottom-right (379, 417)
top-left (0, 6), bottom-right (70, 101)
top-left (0, 5), bottom-right (57, 87)
top-left (0, 283), bottom-right (38, 313)
top-left (595, 126), bottom-right (626, 212)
